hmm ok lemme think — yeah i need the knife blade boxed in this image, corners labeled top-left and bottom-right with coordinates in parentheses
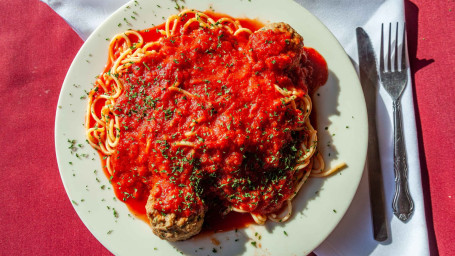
top-left (356, 27), bottom-right (389, 242)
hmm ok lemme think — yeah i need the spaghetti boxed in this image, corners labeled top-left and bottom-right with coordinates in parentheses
top-left (85, 10), bottom-right (344, 240)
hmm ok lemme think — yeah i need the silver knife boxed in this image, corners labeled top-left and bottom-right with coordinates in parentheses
top-left (356, 27), bottom-right (389, 242)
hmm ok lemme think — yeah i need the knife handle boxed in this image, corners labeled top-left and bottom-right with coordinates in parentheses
top-left (391, 100), bottom-right (414, 221)
top-left (367, 124), bottom-right (388, 242)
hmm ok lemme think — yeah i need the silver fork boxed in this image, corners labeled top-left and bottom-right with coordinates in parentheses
top-left (379, 23), bottom-right (414, 221)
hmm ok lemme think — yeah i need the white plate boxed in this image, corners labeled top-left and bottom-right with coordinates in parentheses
top-left (55, 0), bottom-right (367, 255)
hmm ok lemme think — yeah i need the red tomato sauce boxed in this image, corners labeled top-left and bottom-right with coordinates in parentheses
top-left (94, 11), bottom-right (328, 231)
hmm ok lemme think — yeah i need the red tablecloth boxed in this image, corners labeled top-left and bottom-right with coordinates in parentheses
top-left (0, 0), bottom-right (453, 255)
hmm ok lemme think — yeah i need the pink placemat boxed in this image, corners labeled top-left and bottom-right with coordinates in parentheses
top-left (0, 0), bottom-right (453, 255)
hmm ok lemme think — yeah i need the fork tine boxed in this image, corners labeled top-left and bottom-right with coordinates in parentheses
top-left (394, 22), bottom-right (399, 71)
top-left (380, 23), bottom-right (384, 72)
top-left (387, 23), bottom-right (392, 72)
top-left (401, 23), bottom-right (407, 71)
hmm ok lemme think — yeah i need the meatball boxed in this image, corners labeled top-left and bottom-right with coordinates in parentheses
top-left (145, 182), bottom-right (205, 242)
top-left (248, 22), bottom-right (305, 71)
top-left (259, 22), bottom-right (303, 53)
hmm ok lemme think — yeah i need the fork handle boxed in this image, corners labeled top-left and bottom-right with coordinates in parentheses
top-left (392, 100), bottom-right (414, 221)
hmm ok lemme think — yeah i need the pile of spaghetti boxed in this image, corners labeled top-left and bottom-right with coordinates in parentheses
top-left (85, 10), bottom-right (343, 241)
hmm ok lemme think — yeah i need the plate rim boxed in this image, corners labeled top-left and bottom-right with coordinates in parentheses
top-left (54, 0), bottom-right (368, 255)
